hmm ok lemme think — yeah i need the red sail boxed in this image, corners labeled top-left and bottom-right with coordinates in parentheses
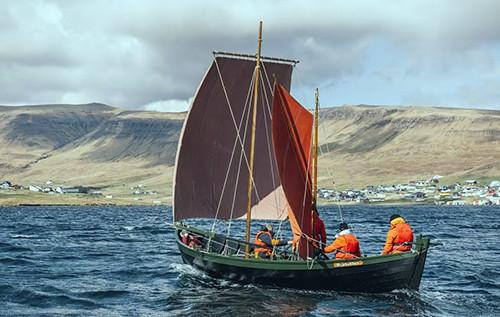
top-left (272, 84), bottom-right (314, 259)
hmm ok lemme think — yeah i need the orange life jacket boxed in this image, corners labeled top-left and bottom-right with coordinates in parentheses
top-left (336, 233), bottom-right (361, 259)
top-left (324, 231), bottom-right (361, 259)
top-left (393, 223), bottom-right (413, 252)
top-left (382, 218), bottom-right (414, 255)
top-left (254, 231), bottom-right (273, 257)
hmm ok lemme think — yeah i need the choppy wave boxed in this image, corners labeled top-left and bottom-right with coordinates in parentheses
top-left (0, 257), bottom-right (35, 265)
top-left (5, 287), bottom-right (99, 309)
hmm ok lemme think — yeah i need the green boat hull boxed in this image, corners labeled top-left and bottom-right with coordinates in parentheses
top-left (175, 224), bottom-right (429, 293)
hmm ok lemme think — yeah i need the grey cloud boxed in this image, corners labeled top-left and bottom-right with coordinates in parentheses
top-left (0, 0), bottom-right (499, 109)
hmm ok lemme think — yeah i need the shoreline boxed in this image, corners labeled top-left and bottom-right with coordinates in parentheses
top-left (1, 192), bottom-right (496, 207)
top-left (0, 199), bottom-right (462, 208)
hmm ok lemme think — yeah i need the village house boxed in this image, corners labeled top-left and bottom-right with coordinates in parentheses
top-left (61, 187), bottom-right (88, 194)
top-left (415, 180), bottom-right (430, 187)
top-left (408, 192), bottom-right (426, 201)
top-left (489, 181), bottom-right (500, 190)
top-left (29, 185), bottom-right (42, 192)
top-left (447, 200), bottom-right (466, 206)
top-left (0, 181), bottom-right (12, 189)
top-left (317, 178), bottom-right (499, 206)
top-left (465, 180), bottom-right (478, 185)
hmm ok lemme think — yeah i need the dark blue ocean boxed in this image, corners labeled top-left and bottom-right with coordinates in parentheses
top-left (0, 205), bottom-right (499, 316)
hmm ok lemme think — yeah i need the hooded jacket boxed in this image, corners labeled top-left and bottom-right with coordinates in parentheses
top-left (382, 217), bottom-right (414, 255)
top-left (324, 229), bottom-right (361, 259)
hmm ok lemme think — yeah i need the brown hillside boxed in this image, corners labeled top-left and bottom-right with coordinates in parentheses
top-left (0, 104), bottom-right (183, 200)
top-left (317, 105), bottom-right (500, 188)
top-left (0, 103), bottom-right (498, 202)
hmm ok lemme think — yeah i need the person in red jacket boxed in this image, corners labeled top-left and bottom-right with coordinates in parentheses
top-left (323, 223), bottom-right (361, 259)
top-left (381, 214), bottom-right (414, 255)
top-left (312, 204), bottom-right (327, 249)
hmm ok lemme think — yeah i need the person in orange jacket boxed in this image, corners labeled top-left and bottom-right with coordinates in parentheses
top-left (381, 214), bottom-right (414, 255)
top-left (323, 223), bottom-right (361, 259)
top-left (254, 224), bottom-right (290, 258)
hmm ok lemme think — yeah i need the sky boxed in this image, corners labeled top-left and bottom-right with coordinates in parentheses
top-left (1, 0), bottom-right (499, 112)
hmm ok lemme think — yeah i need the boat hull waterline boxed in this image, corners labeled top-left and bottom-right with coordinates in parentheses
top-left (175, 225), bottom-right (429, 293)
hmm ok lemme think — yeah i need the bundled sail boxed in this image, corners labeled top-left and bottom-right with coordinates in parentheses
top-left (272, 84), bottom-right (315, 259)
top-left (173, 55), bottom-right (293, 222)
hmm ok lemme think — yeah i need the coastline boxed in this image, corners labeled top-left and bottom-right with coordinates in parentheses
top-left (0, 191), bottom-right (168, 207)
top-left (2, 190), bottom-right (497, 207)
top-left (0, 192), bottom-right (440, 207)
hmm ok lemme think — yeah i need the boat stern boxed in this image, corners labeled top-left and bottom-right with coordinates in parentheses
top-left (408, 234), bottom-right (430, 290)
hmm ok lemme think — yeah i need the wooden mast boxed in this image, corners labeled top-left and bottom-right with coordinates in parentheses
top-left (312, 88), bottom-right (319, 205)
top-left (245, 21), bottom-right (263, 258)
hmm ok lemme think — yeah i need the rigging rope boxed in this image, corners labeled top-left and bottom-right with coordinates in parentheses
top-left (213, 57), bottom-right (263, 202)
top-left (316, 102), bottom-right (344, 223)
top-left (259, 65), bottom-right (286, 220)
top-left (226, 75), bottom-right (254, 237)
top-left (212, 58), bottom-right (286, 238)
top-left (292, 65), bottom-right (345, 224)
top-left (260, 62), bottom-right (289, 243)
top-left (257, 71), bottom-right (288, 255)
top-left (211, 58), bottom-right (258, 235)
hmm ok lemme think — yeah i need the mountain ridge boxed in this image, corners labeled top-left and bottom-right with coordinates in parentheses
top-left (0, 103), bottom-right (498, 201)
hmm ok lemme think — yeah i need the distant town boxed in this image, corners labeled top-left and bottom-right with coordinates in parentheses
top-left (0, 180), bottom-right (163, 205)
top-left (1, 176), bottom-right (499, 206)
top-left (318, 176), bottom-right (500, 206)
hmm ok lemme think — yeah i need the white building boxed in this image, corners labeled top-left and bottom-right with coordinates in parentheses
top-left (489, 181), bottom-right (500, 189)
top-left (0, 181), bottom-right (12, 189)
top-left (447, 200), bottom-right (466, 206)
top-left (29, 185), bottom-right (42, 192)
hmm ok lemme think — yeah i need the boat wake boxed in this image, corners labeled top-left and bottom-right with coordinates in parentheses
top-left (168, 263), bottom-right (255, 289)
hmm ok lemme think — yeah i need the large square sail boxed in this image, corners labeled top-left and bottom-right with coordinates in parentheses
top-left (173, 55), bottom-right (294, 222)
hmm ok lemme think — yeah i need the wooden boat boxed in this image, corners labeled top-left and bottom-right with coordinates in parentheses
top-left (175, 223), bottom-right (429, 292)
top-left (173, 22), bottom-right (429, 293)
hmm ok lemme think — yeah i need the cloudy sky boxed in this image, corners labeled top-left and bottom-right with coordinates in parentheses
top-left (1, 0), bottom-right (499, 111)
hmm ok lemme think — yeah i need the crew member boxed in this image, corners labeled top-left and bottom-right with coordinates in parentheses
top-left (180, 230), bottom-right (202, 249)
top-left (254, 224), bottom-right (289, 258)
top-left (323, 223), bottom-right (361, 259)
top-left (312, 204), bottom-right (327, 249)
top-left (381, 214), bottom-right (414, 255)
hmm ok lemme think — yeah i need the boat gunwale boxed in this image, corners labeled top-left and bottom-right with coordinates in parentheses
top-left (174, 223), bottom-right (427, 270)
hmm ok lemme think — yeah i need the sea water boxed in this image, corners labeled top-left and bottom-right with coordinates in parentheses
top-left (0, 205), bottom-right (499, 316)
